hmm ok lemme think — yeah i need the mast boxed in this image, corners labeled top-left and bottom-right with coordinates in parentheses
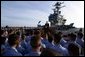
top-left (49, 2), bottom-right (66, 26)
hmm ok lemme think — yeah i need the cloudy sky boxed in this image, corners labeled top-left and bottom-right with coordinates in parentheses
top-left (1, 1), bottom-right (84, 28)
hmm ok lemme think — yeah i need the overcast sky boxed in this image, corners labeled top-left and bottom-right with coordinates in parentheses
top-left (1, 1), bottom-right (84, 28)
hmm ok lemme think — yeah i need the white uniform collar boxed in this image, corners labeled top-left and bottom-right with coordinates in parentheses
top-left (12, 46), bottom-right (18, 52)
